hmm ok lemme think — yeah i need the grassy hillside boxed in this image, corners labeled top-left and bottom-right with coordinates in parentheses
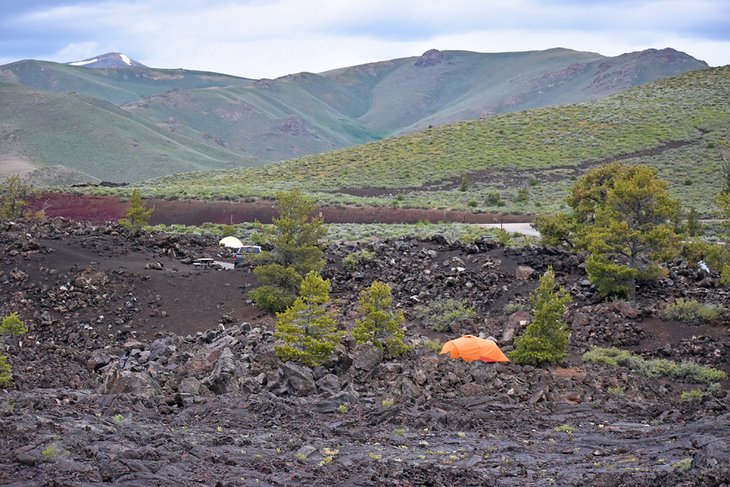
top-left (0, 60), bottom-right (251, 104)
top-left (122, 74), bottom-right (384, 162)
top-left (0, 82), bottom-right (254, 182)
top-left (119, 65), bottom-right (730, 216)
top-left (1, 48), bottom-right (707, 176)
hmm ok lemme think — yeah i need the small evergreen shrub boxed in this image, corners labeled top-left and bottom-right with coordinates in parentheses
top-left (484, 192), bottom-right (502, 206)
top-left (662, 299), bottom-right (725, 323)
top-left (510, 267), bottom-right (571, 366)
top-left (274, 272), bottom-right (343, 367)
top-left (0, 354), bottom-right (12, 387)
top-left (607, 386), bottom-right (624, 396)
top-left (352, 281), bottom-right (408, 357)
top-left (250, 284), bottom-right (298, 314)
top-left (251, 264), bottom-right (303, 312)
top-left (1, 313), bottom-right (28, 337)
top-left (413, 298), bottom-right (476, 332)
top-left (494, 228), bottom-right (513, 246)
top-left (41, 444), bottom-right (59, 462)
top-left (119, 190), bottom-right (153, 235)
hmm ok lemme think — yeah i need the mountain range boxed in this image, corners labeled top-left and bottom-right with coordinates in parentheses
top-left (0, 47), bottom-right (709, 183)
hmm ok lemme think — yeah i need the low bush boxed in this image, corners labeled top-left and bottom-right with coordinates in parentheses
top-left (680, 388), bottom-right (709, 401)
top-left (494, 228), bottom-right (513, 247)
top-left (503, 302), bottom-right (526, 315)
top-left (413, 298), bottom-right (476, 332)
top-left (342, 249), bottom-right (376, 270)
top-left (662, 299), bottom-right (725, 323)
top-left (582, 347), bottom-right (726, 384)
top-left (421, 338), bottom-right (443, 353)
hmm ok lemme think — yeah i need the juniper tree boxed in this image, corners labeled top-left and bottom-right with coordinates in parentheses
top-left (251, 190), bottom-right (327, 312)
top-left (537, 162), bottom-right (680, 297)
top-left (119, 190), bottom-right (153, 235)
top-left (0, 175), bottom-right (33, 219)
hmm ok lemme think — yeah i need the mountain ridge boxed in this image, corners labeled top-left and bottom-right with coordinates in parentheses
top-left (68, 52), bottom-right (148, 69)
top-left (0, 47), bottom-right (710, 183)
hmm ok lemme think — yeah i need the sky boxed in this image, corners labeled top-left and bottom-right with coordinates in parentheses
top-left (1, 0), bottom-right (729, 79)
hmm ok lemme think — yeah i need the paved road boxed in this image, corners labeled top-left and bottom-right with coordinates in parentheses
top-left (480, 223), bottom-right (540, 237)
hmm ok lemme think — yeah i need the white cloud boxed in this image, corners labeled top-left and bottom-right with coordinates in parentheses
top-left (6, 0), bottom-right (730, 78)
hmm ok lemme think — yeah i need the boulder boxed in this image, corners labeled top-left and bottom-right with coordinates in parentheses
top-left (515, 265), bottom-right (535, 280)
top-left (178, 376), bottom-right (202, 395)
top-left (204, 347), bottom-right (240, 394)
top-left (352, 343), bottom-right (383, 371)
top-left (99, 370), bottom-right (162, 400)
top-left (279, 362), bottom-right (316, 396)
top-left (316, 373), bottom-right (341, 397)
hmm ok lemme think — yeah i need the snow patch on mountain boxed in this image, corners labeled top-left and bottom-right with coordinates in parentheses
top-left (119, 53), bottom-right (131, 66)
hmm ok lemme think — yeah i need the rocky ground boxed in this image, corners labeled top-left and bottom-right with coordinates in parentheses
top-left (1, 217), bottom-right (729, 486)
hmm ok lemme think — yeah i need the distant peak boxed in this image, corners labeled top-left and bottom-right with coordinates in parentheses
top-left (68, 52), bottom-right (147, 69)
top-left (415, 49), bottom-right (446, 67)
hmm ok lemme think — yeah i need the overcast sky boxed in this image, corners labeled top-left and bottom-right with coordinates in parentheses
top-left (1, 0), bottom-right (728, 79)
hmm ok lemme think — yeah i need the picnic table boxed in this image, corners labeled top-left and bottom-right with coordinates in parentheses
top-left (193, 258), bottom-right (215, 269)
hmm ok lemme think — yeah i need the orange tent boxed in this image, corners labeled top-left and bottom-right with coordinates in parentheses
top-left (440, 335), bottom-right (509, 363)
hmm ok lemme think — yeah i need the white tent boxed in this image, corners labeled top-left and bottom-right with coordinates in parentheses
top-left (219, 236), bottom-right (244, 249)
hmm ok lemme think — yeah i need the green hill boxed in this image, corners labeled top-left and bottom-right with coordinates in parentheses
top-left (0, 60), bottom-right (252, 104)
top-left (124, 65), bottom-right (730, 216)
top-left (0, 48), bottom-right (708, 180)
top-left (0, 82), bottom-right (254, 182)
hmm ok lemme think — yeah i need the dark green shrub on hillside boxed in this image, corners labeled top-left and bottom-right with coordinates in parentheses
top-left (414, 298), bottom-right (476, 333)
top-left (484, 192), bottom-right (503, 206)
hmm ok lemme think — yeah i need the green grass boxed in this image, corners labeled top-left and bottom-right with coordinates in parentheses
top-left (661, 299), bottom-right (725, 323)
top-left (149, 221), bottom-right (514, 245)
top-left (0, 81), bottom-right (252, 182)
top-left (106, 65), bottom-right (729, 216)
top-left (583, 347), bottom-right (727, 384)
